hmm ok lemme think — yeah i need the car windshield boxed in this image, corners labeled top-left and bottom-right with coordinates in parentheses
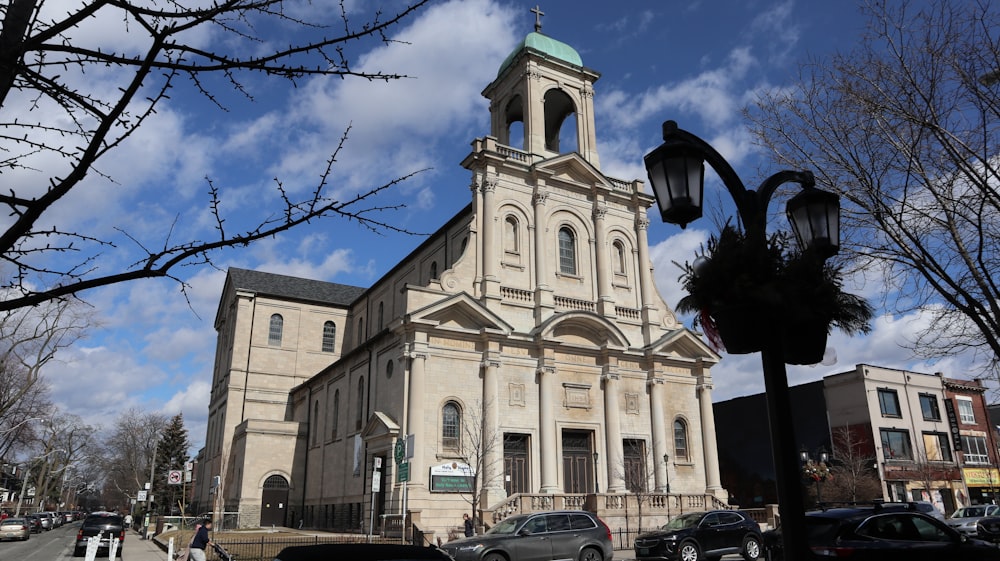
top-left (486, 516), bottom-right (528, 535)
top-left (953, 506), bottom-right (989, 518)
top-left (661, 513), bottom-right (703, 530)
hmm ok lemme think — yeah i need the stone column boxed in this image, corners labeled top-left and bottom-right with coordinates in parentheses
top-left (538, 366), bottom-right (559, 493)
top-left (635, 216), bottom-right (660, 344)
top-left (406, 343), bottom-right (429, 490)
top-left (533, 189), bottom-right (554, 322)
top-left (648, 376), bottom-right (669, 492)
top-left (482, 173), bottom-right (500, 302)
top-left (603, 369), bottom-right (626, 493)
top-left (593, 204), bottom-right (615, 317)
top-left (482, 356), bottom-right (504, 501)
top-left (698, 374), bottom-right (723, 494)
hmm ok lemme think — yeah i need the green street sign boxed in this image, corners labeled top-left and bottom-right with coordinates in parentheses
top-left (397, 461), bottom-right (410, 482)
top-left (394, 440), bottom-right (405, 464)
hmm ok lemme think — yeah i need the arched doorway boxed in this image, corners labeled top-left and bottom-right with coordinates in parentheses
top-left (260, 475), bottom-right (289, 527)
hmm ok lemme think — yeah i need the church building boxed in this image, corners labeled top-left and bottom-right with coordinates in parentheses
top-left (192, 20), bottom-right (729, 539)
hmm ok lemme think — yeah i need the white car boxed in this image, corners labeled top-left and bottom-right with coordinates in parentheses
top-left (946, 504), bottom-right (1000, 536)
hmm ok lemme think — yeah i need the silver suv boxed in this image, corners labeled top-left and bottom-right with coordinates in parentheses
top-left (441, 510), bottom-right (614, 561)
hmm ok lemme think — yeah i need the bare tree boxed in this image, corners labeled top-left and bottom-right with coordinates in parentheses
top-left (747, 0), bottom-right (1000, 376)
top-left (824, 426), bottom-right (882, 503)
top-left (612, 439), bottom-right (664, 532)
top-left (0, 299), bottom-right (88, 418)
top-left (98, 408), bottom-right (168, 510)
top-left (0, 0), bottom-right (429, 311)
top-left (454, 399), bottom-right (502, 532)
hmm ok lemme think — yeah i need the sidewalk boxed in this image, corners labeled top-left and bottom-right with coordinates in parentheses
top-left (126, 530), bottom-right (169, 561)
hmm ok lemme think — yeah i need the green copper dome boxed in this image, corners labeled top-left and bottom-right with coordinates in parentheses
top-left (498, 32), bottom-right (583, 76)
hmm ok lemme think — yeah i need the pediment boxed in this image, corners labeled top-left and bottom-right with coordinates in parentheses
top-left (533, 153), bottom-right (612, 190)
top-left (361, 411), bottom-right (400, 440)
top-left (533, 311), bottom-right (629, 349)
top-left (648, 328), bottom-right (720, 363)
top-left (407, 292), bottom-right (513, 335)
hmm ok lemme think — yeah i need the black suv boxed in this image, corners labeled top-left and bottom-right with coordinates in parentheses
top-left (74, 511), bottom-right (125, 557)
top-left (634, 509), bottom-right (763, 561)
top-left (440, 510), bottom-right (614, 561)
top-left (764, 504), bottom-right (1000, 561)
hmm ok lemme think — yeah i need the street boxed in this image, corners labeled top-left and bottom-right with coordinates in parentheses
top-left (0, 519), bottom-right (82, 559)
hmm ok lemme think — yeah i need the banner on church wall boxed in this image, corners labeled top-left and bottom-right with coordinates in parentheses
top-left (430, 462), bottom-right (475, 493)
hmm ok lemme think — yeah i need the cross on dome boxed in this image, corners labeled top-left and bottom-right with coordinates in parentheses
top-left (531, 5), bottom-right (545, 32)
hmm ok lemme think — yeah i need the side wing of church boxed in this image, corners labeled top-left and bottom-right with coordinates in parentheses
top-left (192, 24), bottom-right (729, 537)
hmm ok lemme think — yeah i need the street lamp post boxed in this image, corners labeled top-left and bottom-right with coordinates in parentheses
top-left (644, 120), bottom-right (841, 561)
top-left (663, 453), bottom-right (671, 494)
top-left (800, 447), bottom-right (831, 505)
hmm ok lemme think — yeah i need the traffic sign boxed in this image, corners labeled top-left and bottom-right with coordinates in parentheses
top-left (137, 490), bottom-right (147, 502)
top-left (397, 461), bottom-right (410, 482)
top-left (394, 440), bottom-right (405, 465)
top-left (167, 470), bottom-right (183, 485)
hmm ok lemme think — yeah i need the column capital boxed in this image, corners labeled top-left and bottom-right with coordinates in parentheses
top-left (483, 173), bottom-right (499, 193)
top-left (482, 359), bottom-right (503, 369)
top-left (593, 204), bottom-right (608, 221)
top-left (636, 216), bottom-right (650, 231)
top-left (536, 366), bottom-right (556, 376)
top-left (533, 189), bottom-right (549, 206)
top-left (405, 350), bottom-right (428, 361)
top-left (646, 377), bottom-right (664, 388)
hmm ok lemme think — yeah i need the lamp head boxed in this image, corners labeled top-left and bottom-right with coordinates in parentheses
top-left (644, 121), bottom-right (705, 228)
top-left (786, 183), bottom-right (840, 258)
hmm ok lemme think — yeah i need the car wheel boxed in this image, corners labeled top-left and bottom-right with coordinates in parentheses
top-left (743, 536), bottom-right (762, 561)
top-left (679, 540), bottom-right (701, 561)
top-left (483, 553), bottom-right (507, 561)
top-left (579, 546), bottom-right (604, 561)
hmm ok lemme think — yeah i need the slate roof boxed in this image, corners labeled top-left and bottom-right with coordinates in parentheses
top-left (228, 267), bottom-right (366, 306)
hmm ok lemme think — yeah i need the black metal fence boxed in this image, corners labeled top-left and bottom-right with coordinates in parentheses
top-left (207, 534), bottom-right (407, 561)
top-left (609, 527), bottom-right (657, 550)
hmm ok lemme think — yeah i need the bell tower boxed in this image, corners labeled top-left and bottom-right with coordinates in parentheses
top-left (482, 9), bottom-right (601, 168)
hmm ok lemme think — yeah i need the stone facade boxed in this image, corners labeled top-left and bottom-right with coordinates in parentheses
top-left (193, 27), bottom-right (729, 536)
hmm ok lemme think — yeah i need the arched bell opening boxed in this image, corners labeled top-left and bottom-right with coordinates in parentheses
top-left (543, 88), bottom-right (577, 153)
top-left (504, 95), bottom-right (525, 149)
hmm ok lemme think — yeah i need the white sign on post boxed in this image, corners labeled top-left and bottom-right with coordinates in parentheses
top-left (136, 490), bottom-right (147, 502)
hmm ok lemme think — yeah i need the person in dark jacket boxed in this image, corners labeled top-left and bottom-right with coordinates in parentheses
top-left (463, 513), bottom-right (474, 537)
top-left (190, 519), bottom-right (213, 561)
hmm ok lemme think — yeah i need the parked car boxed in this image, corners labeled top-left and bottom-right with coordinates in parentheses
top-left (63, 511), bottom-right (75, 523)
top-left (909, 500), bottom-right (946, 521)
top-left (24, 514), bottom-right (43, 533)
top-left (74, 511), bottom-right (125, 557)
top-left (0, 517), bottom-right (31, 541)
top-left (634, 509), bottom-right (762, 561)
top-left (440, 510), bottom-right (614, 561)
top-left (49, 511), bottom-right (62, 527)
top-left (37, 512), bottom-right (52, 531)
top-left (764, 505), bottom-right (1000, 560)
top-left (946, 504), bottom-right (1000, 537)
top-left (274, 544), bottom-right (455, 561)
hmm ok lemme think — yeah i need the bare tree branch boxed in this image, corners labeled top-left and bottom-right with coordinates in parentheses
top-left (0, 0), bottom-right (430, 311)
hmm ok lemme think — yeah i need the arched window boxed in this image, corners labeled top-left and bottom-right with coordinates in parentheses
top-left (263, 475), bottom-right (289, 490)
top-left (442, 401), bottom-right (461, 450)
top-left (312, 400), bottom-right (319, 446)
top-left (332, 390), bottom-right (340, 439)
top-left (357, 318), bottom-right (364, 345)
top-left (674, 419), bottom-right (689, 461)
top-left (558, 227), bottom-right (577, 275)
top-left (612, 240), bottom-right (627, 275)
top-left (386, 360), bottom-right (394, 379)
top-left (268, 314), bottom-right (283, 346)
top-left (430, 261), bottom-right (438, 280)
top-left (378, 302), bottom-right (384, 331)
top-left (504, 216), bottom-right (519, 254)
top-left (355, 377), bottom-right (365, 431)
top-left (322, 321), bottom-right (336, 353)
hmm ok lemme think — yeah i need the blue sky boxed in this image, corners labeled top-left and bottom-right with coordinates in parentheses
top-left (33, 0), bottom-right (979, 452)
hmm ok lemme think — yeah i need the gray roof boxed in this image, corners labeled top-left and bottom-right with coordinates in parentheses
top-left (228, 267), bottom-right (366, 306)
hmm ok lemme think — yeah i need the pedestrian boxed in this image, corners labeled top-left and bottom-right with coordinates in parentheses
top-left (189, 518), bottom-right (214, 561)
top-left (123, 513), bottom-right (133, 530)
top-left (463, 513), bottom-right (474, 537)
